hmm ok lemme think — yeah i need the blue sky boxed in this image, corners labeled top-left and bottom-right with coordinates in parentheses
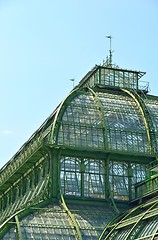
top-left (0, 0), bottom-right (158, 168)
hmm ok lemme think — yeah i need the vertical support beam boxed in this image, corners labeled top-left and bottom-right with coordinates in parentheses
top-left (106, 154), bottom-right (120, 214)
top-left (98, 66), bottom-right (101, 85)
top-left (15, 215), bottom-right (22, 240)
top-left (48, 147), bottom-right (61, 199)
top-left (80, 158), bottom-right (85, 198)
top-left (136, 73), bottom-right (139, 91)
top-left (105, 154), bottom-right (110, 199)
top-left (128, 163), bottom-right (133, 201)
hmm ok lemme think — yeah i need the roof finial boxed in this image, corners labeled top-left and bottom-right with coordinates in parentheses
top-left (106, 35), bottom-right (113, 66)
top-left (70, 78), bottom-right (75, 88)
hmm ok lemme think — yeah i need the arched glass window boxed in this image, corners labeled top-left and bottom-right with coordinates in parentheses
top-left (61, 157), bottom-right (81, 196)
top-left (84, 159), bottom-right (105, 198)
top-left (60, 157), bottom-right (105, 199)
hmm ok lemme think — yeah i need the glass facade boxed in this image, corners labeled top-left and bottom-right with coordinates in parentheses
top-left (80, 66), bottom-right (146, 91)
top-left (1, 65), bottom-right (158, 239)
top-left (99, 68), bottom-right (138, 89)
top-left (61, 157), bottom-right (105, 198)
top-left (58, 90), bottom-right (150, 154)
top-left (58, 92), bottom-right (104, 149)
top-left (60, 156), bottom-right (147, 202)
top-left (109, 162), bottom-right (147, 201)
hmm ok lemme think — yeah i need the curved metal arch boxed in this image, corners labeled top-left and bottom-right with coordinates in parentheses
top-left (121, 89), bottom-right (156, 154)
top-left (87, 88), bottom-right (120, 214)
top-left (58, 148), bottom-right (83, 240)
top-left (60, 195), bottom-right (82, 240)
top-left (123, 200), bottom-right (158, 240)
top-left (52, 87), bottom-right (120, 212)
top-left (1, 158), bottom-right (50, 225)
top-left (61, 156), bottom-right (81, 167)
top-left (99, 198), bottom-right (148, 240)
top-left (0, 158), bottom-right (51, 227)
top-left (0, 207), bottom-right (25, 239)
top-left (99, 197), bottom-right (158, 240)
top-left (0, 177), bottom-right (52, 239)
top-left (87, 87), bottom-right (108, 150)
top-left (48, 87), bottom-right (81, 145)
top-left (98, 214), bottom-right (120, 240)
top-left (84, 158), bottom-right (105, 168)
top-left (151, 220), bottom-right (158, 240)
top-left (50, 86), bottom-right (108, 149)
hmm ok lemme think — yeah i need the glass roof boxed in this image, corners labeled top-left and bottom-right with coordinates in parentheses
top-left (101, 196), bottom-right (158, 240)
top-left (57, 88), bottom-right (151, 155)
top-left (1, 204), bottom-right (117, 240)
top-left (0, 64), bottom-right (158, 240)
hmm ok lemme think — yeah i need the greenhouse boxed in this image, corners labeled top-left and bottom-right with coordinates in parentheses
top-left (0, 62), bottom-right (158, 239)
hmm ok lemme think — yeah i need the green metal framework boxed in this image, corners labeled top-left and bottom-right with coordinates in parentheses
top-left (0, 65), bottom-right (158, 239)
top-left (100, 196), bottom-right (158, 240)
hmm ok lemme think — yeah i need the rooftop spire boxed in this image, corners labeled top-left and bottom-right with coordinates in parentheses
top-left (103, 35), bottom-right (114, 67)
top-left (106, 35), bottom-right (113, 66)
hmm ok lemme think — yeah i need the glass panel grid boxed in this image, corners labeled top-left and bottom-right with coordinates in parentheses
top-left (2, 226), bottom-right (17, 240)
top-left (84, 159), bottom-right (105, 198)
top-left (145, 99), bottom-right (158, 149)
top-left (137, 217), bottom-right (158, 238)
top-left (58, 93), bottom-right (104, 150)
top-left (103, 203), bottom-right (158, 240)
top-left (68, 204), bottom-right (116, 239)
top-left (19, 205), bottom-right (76, 240)
top-left (100, 68), bottom-right (138, 90)
top-left (98, 92), bottom-right (149, 154)
top-left (61, 157), bottom-right (81, 197)
top-left (58, 90), bottom-right (150, 154)
top-left (109, 162), bottom-right (147, 201)
top-left (131, 163), bottom-right (147, 185)
top-left (60, 157), bottom-right (105, 199)
top-left (109, 177), bottom-right (129, 201)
